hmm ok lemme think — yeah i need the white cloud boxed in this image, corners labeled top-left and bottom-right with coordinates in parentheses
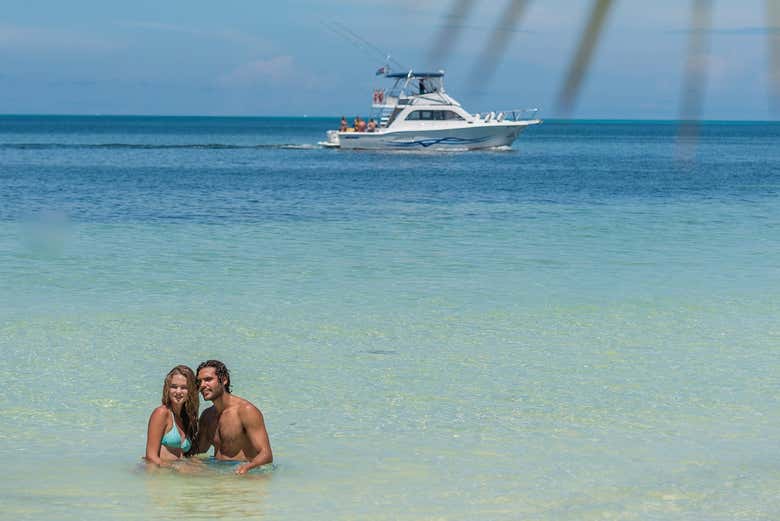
top-left (119, 21), bottom-right (271, 52)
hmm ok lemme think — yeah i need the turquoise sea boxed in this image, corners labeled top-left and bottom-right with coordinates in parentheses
top-left (1, 116), bottom-right (780, 520)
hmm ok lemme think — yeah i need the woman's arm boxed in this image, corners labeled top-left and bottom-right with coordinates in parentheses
top-left (145, 406), bottom-right (169, 466)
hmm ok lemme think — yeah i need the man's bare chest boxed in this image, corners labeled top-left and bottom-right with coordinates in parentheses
top-left (213, 410), bottom-right (245, 446)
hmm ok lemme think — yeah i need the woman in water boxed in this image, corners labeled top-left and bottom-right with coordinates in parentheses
top-left (145, 365), bottom-right (199, 466)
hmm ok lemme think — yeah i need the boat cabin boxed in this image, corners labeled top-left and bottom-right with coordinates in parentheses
top-left (371, 71), bottom-right (472, 129)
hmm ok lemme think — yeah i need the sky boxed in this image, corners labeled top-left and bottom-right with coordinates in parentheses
top-left (0, 0), bottom-right (777, 120)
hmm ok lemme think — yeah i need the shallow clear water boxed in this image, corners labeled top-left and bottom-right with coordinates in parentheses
top-left (2, 116), bottom-right (780, 520)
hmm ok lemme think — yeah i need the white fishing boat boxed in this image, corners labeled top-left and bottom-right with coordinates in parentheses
top-left (321, 69), bottom-right (541, 150)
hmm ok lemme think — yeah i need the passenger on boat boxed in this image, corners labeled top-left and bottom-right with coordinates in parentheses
top-left (339, 116), bottom-right (348, 132)
top-left (353, 116), bottom-right (361, 131)
top-left (367, 119), bottom-right (377, 132)
top-left (419, 79), bottom-right (425, 95)
top-left (358, 118), bottom-right (367, 132)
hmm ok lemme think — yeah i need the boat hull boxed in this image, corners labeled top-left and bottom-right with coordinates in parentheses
top-left (334, 121), bottom-right (540, 150)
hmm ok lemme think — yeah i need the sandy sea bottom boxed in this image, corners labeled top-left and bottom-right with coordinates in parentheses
top-left (1, 117), bottom-right (780, 520)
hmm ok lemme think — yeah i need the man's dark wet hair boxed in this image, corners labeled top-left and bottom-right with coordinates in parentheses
top-left (197, 359), bottom-right (231, 393)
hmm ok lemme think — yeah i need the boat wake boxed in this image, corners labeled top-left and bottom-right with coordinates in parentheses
top-left (279, 144), bottom-right (321, 150)
top-left (0, 143), bottom-right (324, 151)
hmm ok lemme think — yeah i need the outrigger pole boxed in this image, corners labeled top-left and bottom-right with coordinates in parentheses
top-left (323, 20), bottom-right (407, 72)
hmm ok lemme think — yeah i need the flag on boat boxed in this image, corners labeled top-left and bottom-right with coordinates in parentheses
top-left (375, 66), bottom-right (387, 76)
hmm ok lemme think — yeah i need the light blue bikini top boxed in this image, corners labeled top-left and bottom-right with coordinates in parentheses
top-left (161, 410), bottom-right (191, 452)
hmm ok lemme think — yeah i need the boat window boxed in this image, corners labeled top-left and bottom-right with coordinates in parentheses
top-left (440, 110), bottom-right (464, 121)
top-left (405, 110), bottom-right (433, 120)
top-left (405, 110), bottom-right (465, 121)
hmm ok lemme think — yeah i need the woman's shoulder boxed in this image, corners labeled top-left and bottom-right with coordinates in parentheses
top-left (150, 405), bottom-right (170, 421)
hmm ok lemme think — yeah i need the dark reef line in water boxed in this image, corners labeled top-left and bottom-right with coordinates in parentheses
top-left (0, 143), bottom-right (320, 150)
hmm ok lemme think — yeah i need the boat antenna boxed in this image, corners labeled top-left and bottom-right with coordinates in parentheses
top-left (323, 20), bottom-right (407, 71)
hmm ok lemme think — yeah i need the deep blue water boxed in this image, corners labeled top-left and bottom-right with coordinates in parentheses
top-left (2, 117), bottom-right (779, 224)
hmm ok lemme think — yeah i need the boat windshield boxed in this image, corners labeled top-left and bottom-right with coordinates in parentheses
top-left (385, 72), bottom-right (445, 99)
top-left (404, 110), bottom-right (464, 121)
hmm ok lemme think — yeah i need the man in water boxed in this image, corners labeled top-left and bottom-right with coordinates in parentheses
top-left (194, 360), bottom-right (273, 474)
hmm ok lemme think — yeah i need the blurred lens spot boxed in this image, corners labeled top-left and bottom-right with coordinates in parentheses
top-left (21, 210), bottom-right (71, 257)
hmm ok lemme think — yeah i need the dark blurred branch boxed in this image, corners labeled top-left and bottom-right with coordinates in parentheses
top-left (468, 0), bottom-right (531, 88)
top-left (556, 0), bottom-right (616, 115)
top-left (428, 0), bottom-right (476, 67)
top-left (678, 0), bottom-right (712, 151)
top-left (768, 0), bottom-right (780, 115)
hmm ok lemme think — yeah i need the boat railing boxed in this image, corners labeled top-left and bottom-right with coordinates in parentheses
top-left (474, 108), bottom-right (540, 122)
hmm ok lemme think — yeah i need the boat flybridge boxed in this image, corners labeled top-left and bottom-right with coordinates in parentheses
top-left (322, 70), bottom-right (541, 150)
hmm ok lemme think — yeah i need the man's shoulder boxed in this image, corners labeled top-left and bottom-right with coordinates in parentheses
top-left (231, 395), bottom-right (263, 417)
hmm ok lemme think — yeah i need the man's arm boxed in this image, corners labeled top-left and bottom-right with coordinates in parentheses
top-left (192, 406), bottom-right (216, 455)
top-left (235, 404), bottom-right (273, 474)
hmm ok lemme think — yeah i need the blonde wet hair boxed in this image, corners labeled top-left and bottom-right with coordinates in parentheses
top-left (161, 365), bottom-right (199, 447)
